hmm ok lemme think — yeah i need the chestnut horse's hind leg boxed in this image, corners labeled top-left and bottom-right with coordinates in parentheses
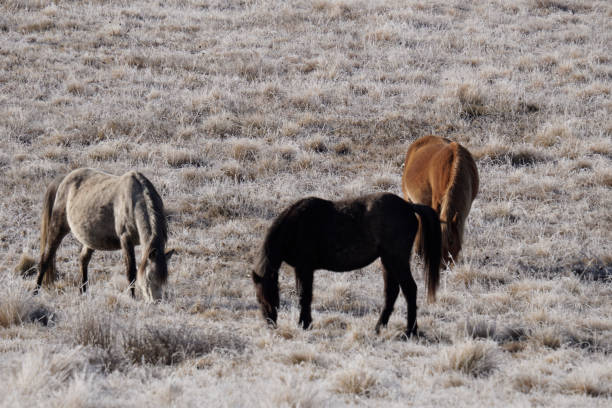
top-left (381, 255), bottom-right (418, 337)
top-left (295, 268), bottom-right (314, 329)
top-left (375, 263), bottom-right (400, 334)
top-left (120, 233), bottom-right (136, 298)
top-left (79, 246), bottom-right (94, 293)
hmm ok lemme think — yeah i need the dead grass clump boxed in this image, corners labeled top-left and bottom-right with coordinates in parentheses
top-left (332, 368), bottom-right (378, 396)
top-left (530, 326), bottom-right (562, 349)
top-left (303, 134), bottom-right (328, 153)
top-left (562, 363), bottom-right (612, 397)
top-left (436, 341), bottom-right (500, 377)
top-left (0, 273), bottom-right (50, 327)
top-left (313, 0), bottom-right (359, 20)
top-left (121, 324), bottom-right (245, 365)
top-left (457, 84), bottom-right (488, 118)
top-left (508, 147), bottom-right (548, 167)
top-left (66, 80), bottom-right (85, 96)
top-left (203, 114), bottom-right (240, 137)
top-left (531, 0), bottom-right (590, 14)
top-left (88, 144), bottom-right (121, 162)
top-left (19, 17), bottom-right (54, 33)
top-left (231, 139), bottom-right (261, 162)
top-left (165, 148), bottom-right (206, 168)
top-left (334, 138), bottom-right (353, 155)
top-left (513, 371), bottom-right (551, 393)
top-left (534, 124), bottom-right (573, 147)
top-left (451, 263), bottom-right (510, 288)
top-left (220, 160), bottom-right (255, 182)
top-left (14, 253), bottom-right (37, 278)
top-left (73, 308), bottom-right (114, 351)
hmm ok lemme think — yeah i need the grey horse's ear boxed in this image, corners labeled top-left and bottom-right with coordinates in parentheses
top-left (164, 249), bottom-right (176, 261)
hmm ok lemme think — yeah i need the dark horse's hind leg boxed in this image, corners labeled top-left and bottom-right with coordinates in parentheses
top-left (36, 224), bottom-right (69, 294)
top-left (79, 246), bottom-right (94, 293)
top-left (120, 233), bottom-right (136, 298)
top-left (375, 264), bottom-right (400, 334)
top-left (381, 255), bottom-right (419, 337)
top-left (295, 268), bottom-right (314, 329)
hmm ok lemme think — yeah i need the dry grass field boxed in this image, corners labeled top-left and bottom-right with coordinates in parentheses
top-left (1, 0), bottom-right (611, 406)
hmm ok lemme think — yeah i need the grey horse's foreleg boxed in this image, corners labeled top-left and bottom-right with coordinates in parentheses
top-left (120, 234), bottom-right (136, 298)
top-left (79, 246), bottom-right (94, 293)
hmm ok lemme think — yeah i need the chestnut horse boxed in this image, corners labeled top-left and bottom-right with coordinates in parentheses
top-left (36, 168), bottom-right (175, 301)
top-left (402, 136), bottom-right (479, 264)
top-left (252, 193), bottom-right (441, 337)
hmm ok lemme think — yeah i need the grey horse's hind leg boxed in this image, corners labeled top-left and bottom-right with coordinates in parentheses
top-left (295, 268), bottom-right (314, 329)
top-left (36, 223), bottom-right (69, 294)
top-left (79, 246), bottom-right (94, 293)
top-left (375, 262), bottom-right (400, 334)
top-left (120, 233), bottom-right (136, 298)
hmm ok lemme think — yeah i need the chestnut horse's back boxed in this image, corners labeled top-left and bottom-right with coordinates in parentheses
top-left (401, 136), bottom-right (478, 263)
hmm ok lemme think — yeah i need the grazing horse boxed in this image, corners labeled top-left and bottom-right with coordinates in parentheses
top-left (402, 135), bottom-right (479, 264)
top-left (252, 193), bottom-right (441, 337)
top-left (36, 168), bottom-right (175, 301)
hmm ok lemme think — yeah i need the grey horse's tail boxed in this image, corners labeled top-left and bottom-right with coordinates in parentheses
top-left (39, 176), bottom-right (63, 285)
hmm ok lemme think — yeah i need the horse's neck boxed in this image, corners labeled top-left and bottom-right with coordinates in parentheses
top-left (133, 200), bottom-right (156, 249)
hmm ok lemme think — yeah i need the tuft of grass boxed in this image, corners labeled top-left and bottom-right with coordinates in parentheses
top-left (333, 138), bottom-right (353, 155)
top-left (14, 253), bottom-right (37, 278)
top-left (562, 363), bottom-right (612, 397)
top-left (121, 324), bottom-right (245, 366)
top-left (457, 84), bottom-right (488, 118)
top-left (332, 368), bottom-right (378, 396)
top-left (436, 341), bottom-right (500, 377)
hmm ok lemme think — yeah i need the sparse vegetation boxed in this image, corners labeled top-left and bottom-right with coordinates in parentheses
top-left (1, 0), bottom-right (611, 406)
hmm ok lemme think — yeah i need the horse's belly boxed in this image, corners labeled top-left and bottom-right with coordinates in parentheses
top-left (67, 204), bottom-right (121, 251)
top-left (318, 246), bottom-right (379, 272)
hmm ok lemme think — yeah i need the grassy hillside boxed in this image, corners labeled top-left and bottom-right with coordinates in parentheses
top-left (1, 0), bottom-right (611, 406)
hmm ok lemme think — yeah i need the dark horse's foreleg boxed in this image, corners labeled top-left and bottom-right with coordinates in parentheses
top-left (120, 234), bottom-right (136, 298)
top-left (375, 264), bottom-right (400, 334)
top-left (295, 268), bottom-right (314, 329)
top-left (381, 255), bottom-right (418, 337)
top-left (36, 224), bottom-right (69, 294)
top-left (79, 246), bottom-right (94, 293)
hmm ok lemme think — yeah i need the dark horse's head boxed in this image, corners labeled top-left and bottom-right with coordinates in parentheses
top-left (252, 269), bottom-right (279, 326)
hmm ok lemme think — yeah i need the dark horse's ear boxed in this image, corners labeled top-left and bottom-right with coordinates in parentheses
top-left (148, 247), bottom-right (157, 260)
top-left (451, 213), bottom-right (458, 225)
top-left (164, 249), bottom-right (176, 261)
top-left (252, 271), bottom-right (263, 283)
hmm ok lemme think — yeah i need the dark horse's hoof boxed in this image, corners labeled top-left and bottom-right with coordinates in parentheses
top-left (299, 319), bottom-right (312, 330)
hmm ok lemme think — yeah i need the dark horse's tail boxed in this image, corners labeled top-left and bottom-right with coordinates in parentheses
top-left (411, 204), bottom-right (442, 303)
top-left (39, 175), bottom-right (63, 285)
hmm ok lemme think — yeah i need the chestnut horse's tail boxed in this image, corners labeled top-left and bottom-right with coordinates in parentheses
top-left (411, 204), bottom-right (442, 303)
top-left (39, 176), bottom-right (63, 285)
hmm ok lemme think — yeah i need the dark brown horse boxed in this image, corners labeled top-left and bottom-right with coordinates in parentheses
top-left (36, 168), bottom-right (175, 301)
top-left (252, 193), bottom-right (441, 337)
top-left (402, 136), bottom-right (479, 264)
